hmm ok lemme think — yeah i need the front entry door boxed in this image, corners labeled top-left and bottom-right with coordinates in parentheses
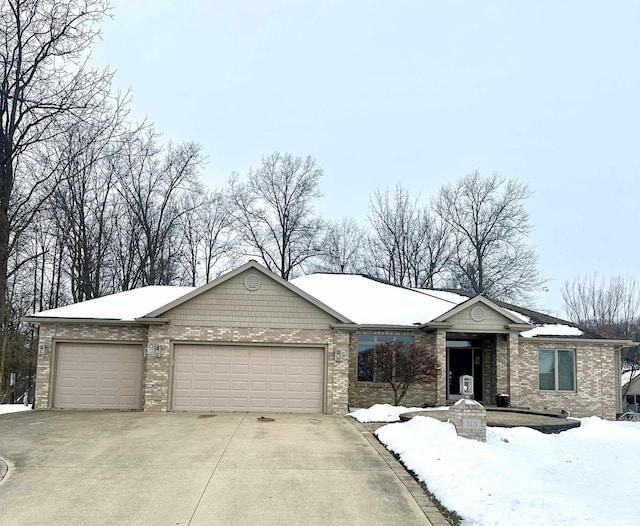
top-left (447, 346), bottom-right (483, 401)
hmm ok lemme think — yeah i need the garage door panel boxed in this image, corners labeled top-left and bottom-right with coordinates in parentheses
top-left (100, 379), bottom-right (117, 389)
top-left (119, 378), bottom-right (138, 389)
top-left (54, 343), bottom-right (143, 410)
top-left (172, 345), bottom-right (324, 413)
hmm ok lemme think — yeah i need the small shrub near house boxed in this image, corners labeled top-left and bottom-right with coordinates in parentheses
top-left (363, 341), bottom-right (439, 405)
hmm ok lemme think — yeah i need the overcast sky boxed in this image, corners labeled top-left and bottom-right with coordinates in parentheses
top-left (91, 0), bottom-right (640, 316)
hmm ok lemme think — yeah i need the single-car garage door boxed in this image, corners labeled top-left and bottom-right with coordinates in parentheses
top-left (172, 345), bottom-right (324, 413)
top-left (54, 342), bottom-right (144, 410)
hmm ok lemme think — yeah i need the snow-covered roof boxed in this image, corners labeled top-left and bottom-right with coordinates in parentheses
top-left (31, 286), bottom-right (196, 321)
top-left (411, 289), bottom-right (469, 305)
top-left (291, 274), bottom-right (461, 325)
top-left (520, 323), bottom-right (584, 338)
top-left (25, 267), bottom-right (602, 340)
top-left (504, 308), bottom-right (532, 324)
top-left (292, 274), bottom-right (595, 337)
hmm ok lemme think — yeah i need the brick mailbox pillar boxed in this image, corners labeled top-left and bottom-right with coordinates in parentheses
top-left (449, 399), bottom-right (487, 442)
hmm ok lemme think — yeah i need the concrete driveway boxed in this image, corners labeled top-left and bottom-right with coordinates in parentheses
top-left (0, 411), bottom-right (439, 526)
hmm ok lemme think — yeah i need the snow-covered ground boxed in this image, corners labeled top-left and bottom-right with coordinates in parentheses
top-left (351, 405), bottom-right (640, 526)
top-left (0, 404), bottom-right (32, 415)
top-left (348, 404), bottom-right (448, 423)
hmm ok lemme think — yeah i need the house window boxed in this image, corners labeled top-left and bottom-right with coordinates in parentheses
top-left (357, 335), bottom-right (414, 381)
top-left (539, 349), bottom-right (575, 391)
top-left (625, 394), bottom-right (640, 410)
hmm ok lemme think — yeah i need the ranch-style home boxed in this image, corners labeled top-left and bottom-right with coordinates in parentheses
top-left (25, 261), bottom-right (632, 419)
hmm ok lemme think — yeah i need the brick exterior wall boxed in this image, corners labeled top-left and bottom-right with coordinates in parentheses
top-left (348, 329), bottom-right (439, 409)
top-left (35, 323), bottom-right (349, 415)
top-left (33, 283), bottom-right (623, 420)
top-left (511, 340), bottom-right (620, 419)
top-left (434, 329), bottom-right (447, 406)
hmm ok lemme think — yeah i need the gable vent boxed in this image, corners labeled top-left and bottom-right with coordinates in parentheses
top-left (244, 273), bottom-right (261, 291)
top-left (470, 306), bottom-right (486, 322)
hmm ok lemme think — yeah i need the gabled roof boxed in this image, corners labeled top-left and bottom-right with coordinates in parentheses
top-left (290, 273), bottom-right (463, 326)
top-left (292, 274), bottom-right (614, 339)
top-left (23, 264), bottom-right (626, 341)
top-left (24, 286), bottom-right (196, 322)
top-left (25, 261), bottom-right (354, 325)
top-left (435, 288), bottom-right (604, 339)
top-left (142, 260), bottom-right (353, 323)
top-left (427, 294), bottom-right (531, 327)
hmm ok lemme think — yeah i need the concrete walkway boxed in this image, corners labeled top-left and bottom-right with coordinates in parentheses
top-left (0, 411), bottom-right (446, 526)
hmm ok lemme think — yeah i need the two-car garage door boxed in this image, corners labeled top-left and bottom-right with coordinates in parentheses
top-left (52, 342), bottom-right (325, 413)
top-left (172, 345), bottom-right (324, 413)
top-left (54, 342), bottom-right (144, 410)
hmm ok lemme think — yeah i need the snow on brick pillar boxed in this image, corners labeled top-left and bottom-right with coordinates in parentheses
top-left (449, 399), bottom-right (487, 442)
top-left (435, 329), bottom-right (447, 406)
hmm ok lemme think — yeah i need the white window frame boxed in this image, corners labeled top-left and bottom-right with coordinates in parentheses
top-left (538, 348), bottom-right (576, 392)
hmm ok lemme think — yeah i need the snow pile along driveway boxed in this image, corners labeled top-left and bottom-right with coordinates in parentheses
top-left (0, 404), bottom-right (32, 415)
top-left (348, 403), bottom-right (447, 423)
top-left (371, 414), bottom-right (640, 526)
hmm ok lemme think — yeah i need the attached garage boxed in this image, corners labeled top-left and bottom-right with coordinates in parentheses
top-left (29, 262), bottom-right (352, 414)
top-left (172, 345), bottom-right (325, 413)
top-left (54, 342), bottom-right (144, 410)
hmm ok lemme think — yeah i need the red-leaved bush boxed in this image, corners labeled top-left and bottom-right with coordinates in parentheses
top-left (363, 341), bottom-right (439, 405)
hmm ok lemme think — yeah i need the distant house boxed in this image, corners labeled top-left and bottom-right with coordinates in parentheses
top-left (622, 367), bottom-right (640, 413)
top-left (24, 261), bottom-right (633, 419)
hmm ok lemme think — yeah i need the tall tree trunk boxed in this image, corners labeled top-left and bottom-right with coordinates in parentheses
top-left (0, 144), bottom-right (13, 394)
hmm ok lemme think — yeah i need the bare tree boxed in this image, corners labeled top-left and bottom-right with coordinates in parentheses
top-left (311, 217), bottom-right (365, 274)
top-left (562, 274), bottom-right (640, 396)
top-left (562, 274), bottom-right (640, 337)
top-left (50, 97), bottom-right (130, 301)
top-left (200, 190), bottom-right (238, 282)
top-left (229, 152), bottom-right (325, 279)
top-left (434, 170), bottom-right (541, 303)
top-left (366, 185), bottom-right (452, 288)
top-left (115, 128), bottom-right (204, 286)
top-left (362, 340), bottom-right (439, 405)
top-left (0, 0), bottom-right (112, 394)
top-left (177, 189), bottom-right (236, 286)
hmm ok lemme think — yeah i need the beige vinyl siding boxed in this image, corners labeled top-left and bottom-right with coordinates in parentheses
top-left (444, 306), bottom-right (513, 332)
top-left (164, 270), bottom-right (337, 329)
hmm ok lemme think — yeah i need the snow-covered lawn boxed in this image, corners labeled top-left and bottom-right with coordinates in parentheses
top-left (351, 405), bottom-right (640, 526)
top-left (0, 404), bottom-right (32, 415)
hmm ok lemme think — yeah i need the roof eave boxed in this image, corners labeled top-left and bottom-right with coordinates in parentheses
top-left (133, 317), bottom-right (171, 325)
top-left (22, 317), bottom-right (142, 326)
top-left (519, 336), bottom-right (636, 345)
top-left (419, 321), bottom-right (454, 330)
top-left (330, 323), bottom-right (426, 331)
top-left (506, 323), bottom-right (534, 331)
